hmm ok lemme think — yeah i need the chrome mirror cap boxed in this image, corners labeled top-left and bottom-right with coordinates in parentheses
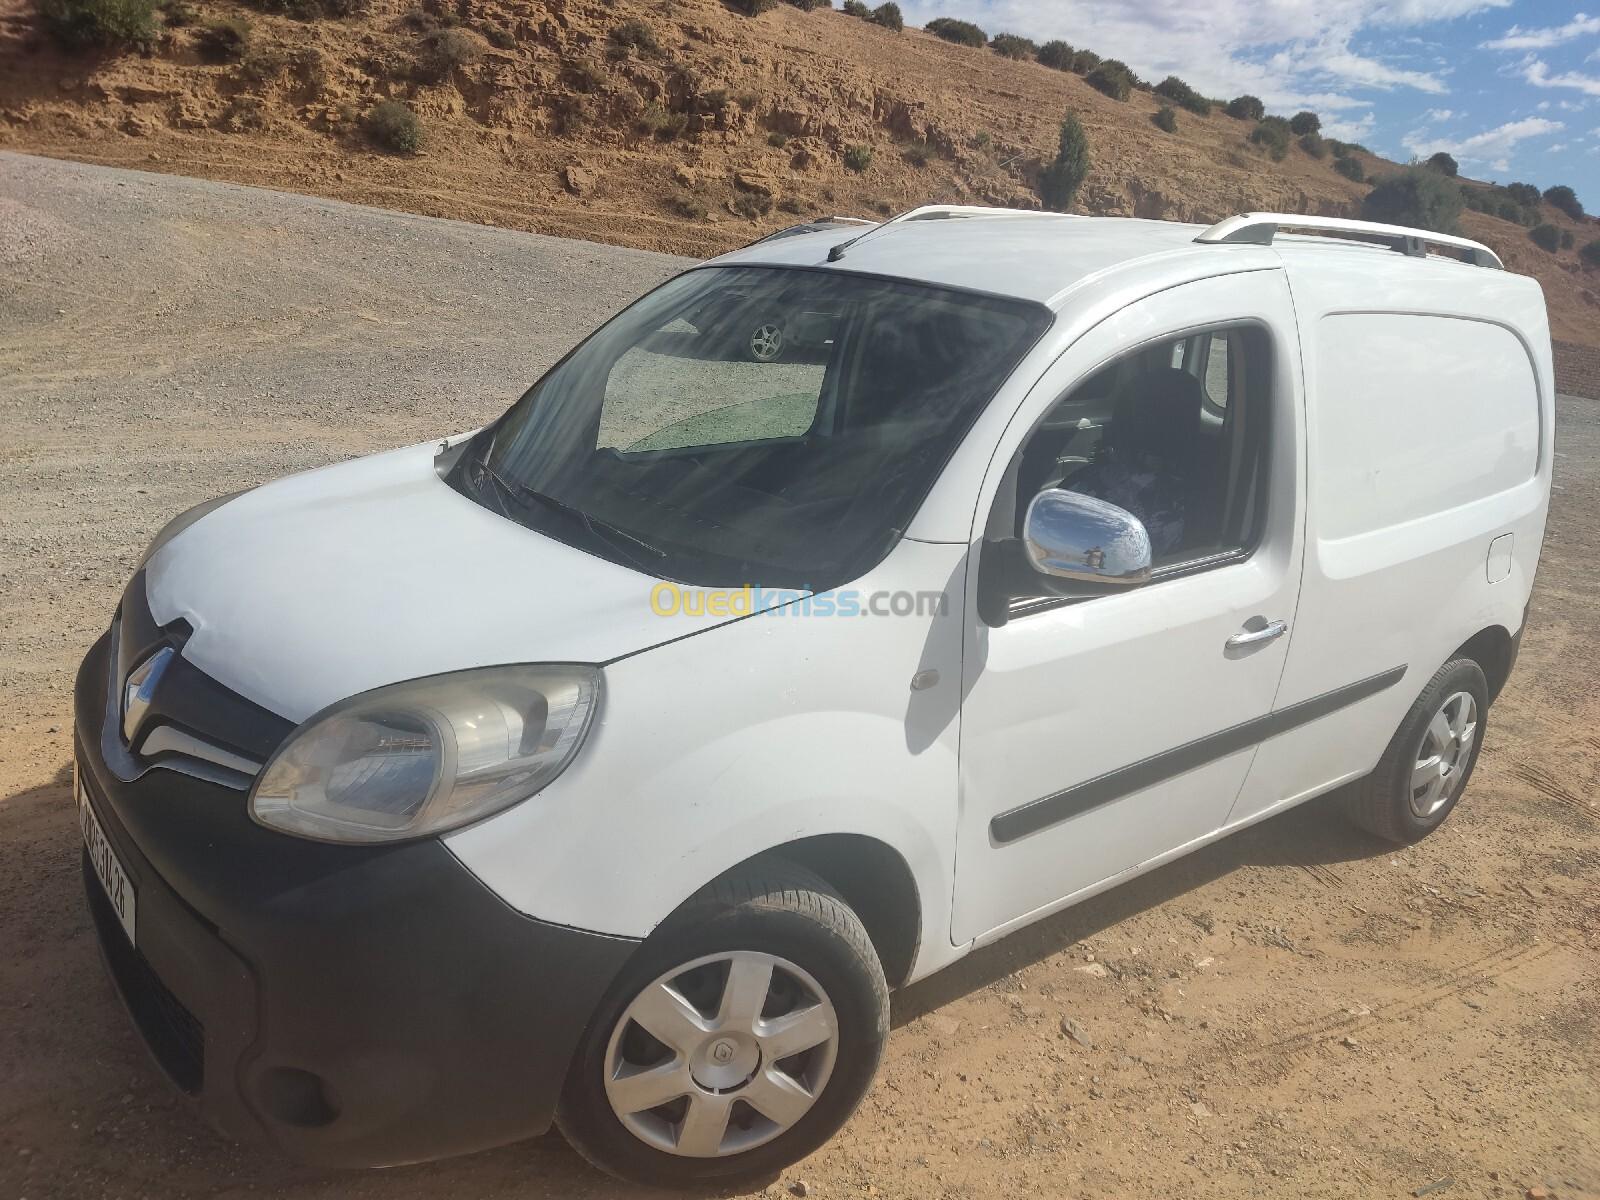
top-left (1023, 489), bottom-right (1153, 587)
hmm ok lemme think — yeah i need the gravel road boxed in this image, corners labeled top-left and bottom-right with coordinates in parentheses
top-left (2, 152), bottom-right (1597, 1200)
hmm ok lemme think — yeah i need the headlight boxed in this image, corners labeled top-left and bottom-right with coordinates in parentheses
top-left (249, 665), bottom-right (601, 843)
top-left (136, 490), bottom-right (247, 571)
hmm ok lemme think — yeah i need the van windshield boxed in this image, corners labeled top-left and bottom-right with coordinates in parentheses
top-left (457, 265), bottom-right (1051, 589)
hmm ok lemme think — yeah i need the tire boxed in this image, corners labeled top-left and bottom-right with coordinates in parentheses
top-left (556, 860), bottom-right (889, 1187)
top-left (1344, 657), bottom-right (1489, 843)
top-left (747, 322), bottom-right (785, 362)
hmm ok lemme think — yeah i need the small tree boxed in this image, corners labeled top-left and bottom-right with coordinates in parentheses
top-left (728, 0), bottom-right (778, 14)
top-left (1561, 229), bottom-right (1574, 250)
top-left (924, 16), bottom-right (985, 46)
top-left (840, 0), bottom-right (868, 12)
top-left (1582, 238), bottom-right (1600, 268)
top-left (1505, 181), bottom-right (1541, 207)
top-left (1153, 105), bottom-right (1177, 133)
top-left (1037, 39), bottom-right (1072, 70)
top-left (870, 1), bottom-right (901, 29)
top-left (1085, 60), bottom-right (1132, 100)
top-left (843, 144), bottom-right (873, 172)
top-left (1038, 112), bottom-right (1090, 212)
top-left (1069, 48), bottom-right (1099, 75)
top-left (1298, 132), bottom-right (1327, 159)
top-left (38, 0), bottom-right (159, 50)
top-left (194, 14), bottom-right (250, 59)
top-left (1289, 111), bottom-right (1320, 135)
top-left (990, 32), bottom-right (1035, 59)
top-left (1363, 167), bottom-right (1463, 234)
top-left (1224, 94), bottom-right (1264, 121)
top-left (1154, 76), bottom-right (1209, 115)
top-left (1249, 116), bottom-right (1291, 161)
top-left (1425, 151), bottom-right (1458, 176)
top-left (1333, 155), bottom-right (1365, 183)
top-left (1529, 223), bottom-right (1560, 252)
top-left (1543, 184), bottom-right (1585, 221)
top-left (364, 100), bottom-right (423, 153)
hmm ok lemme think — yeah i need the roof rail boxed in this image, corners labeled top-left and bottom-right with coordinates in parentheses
top-left (827, 203), bottom-right (1076, 262)
top-left (1194, 212), bottom-right (1503, 270)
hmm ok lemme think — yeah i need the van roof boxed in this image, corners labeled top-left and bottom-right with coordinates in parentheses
top-left (710, 207), bottom-right (1516, 311)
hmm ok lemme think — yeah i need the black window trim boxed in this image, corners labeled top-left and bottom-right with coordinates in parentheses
top-left (991, 316), bottom-right (1277, 623)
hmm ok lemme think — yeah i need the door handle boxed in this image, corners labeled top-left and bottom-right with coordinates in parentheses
top-left (1226, 619), bottom-right (1288, 649)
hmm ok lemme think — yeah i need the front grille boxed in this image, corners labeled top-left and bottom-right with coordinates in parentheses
top-left (83, 852), bottom-right (205, 1094)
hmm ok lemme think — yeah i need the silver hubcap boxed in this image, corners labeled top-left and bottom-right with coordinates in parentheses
top-left (603, 951), bottom-right (838, 1158)
top-left (1411, 690), bottom-right (1477, 818)
top-left (749, 323), bottom-right (784, 361)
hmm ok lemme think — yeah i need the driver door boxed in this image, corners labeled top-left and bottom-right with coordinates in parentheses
top-left (952, 271), bottom-right (1306, 944)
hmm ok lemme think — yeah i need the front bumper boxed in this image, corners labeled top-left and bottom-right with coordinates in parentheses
top-left (73, 632), bottom-right (637, 1167)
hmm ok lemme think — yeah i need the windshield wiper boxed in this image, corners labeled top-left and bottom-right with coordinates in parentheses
top-left (470, 456), bottom-right (667, 569)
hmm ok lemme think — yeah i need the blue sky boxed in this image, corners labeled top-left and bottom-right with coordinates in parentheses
top-left (897, 1), bottom-right (1599, 209)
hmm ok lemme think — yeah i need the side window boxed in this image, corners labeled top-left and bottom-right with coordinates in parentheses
top-left (595, 296), bottom-right (838, 453)
top-left (991, 325), bottom-right (1270, 610)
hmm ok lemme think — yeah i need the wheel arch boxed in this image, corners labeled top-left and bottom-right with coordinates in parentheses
top-left (711, 835), bottom-right (923, 990)
top-left (1451, 624), bottom-right (1515, 702)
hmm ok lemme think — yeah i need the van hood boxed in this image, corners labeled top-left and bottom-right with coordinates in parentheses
top-left (144, 441), bottom-right (747, 722)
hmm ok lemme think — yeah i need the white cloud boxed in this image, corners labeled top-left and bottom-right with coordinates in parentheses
top-left (1324, 110), bottom-right (1380, 141)
top-left (895, 0), bottom-right (1493, 108)
top-left (1482, 12), bottom-right (1600, 51)
top-left (1402, 115), bottom-right (1564, 173)
top-left (1524, 58), bottom-right (1600, 98)
top-left (1549, 142), bottom-right (1570, 152)
top-left (1423, 107), bottom-right (1456, 121)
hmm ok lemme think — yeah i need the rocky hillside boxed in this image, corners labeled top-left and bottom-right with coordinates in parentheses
top-left (2, 0), bottom-right (1597, 347)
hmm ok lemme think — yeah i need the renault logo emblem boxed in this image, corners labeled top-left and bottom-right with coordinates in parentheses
top-left (122, 646), bottom-right (175, 745)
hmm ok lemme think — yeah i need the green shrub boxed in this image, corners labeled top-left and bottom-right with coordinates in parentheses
top-left (731, 191), bottom-right (773, 219)
top-left (607, 17), bottom-right (657, 56)
top-left (1505, 181), bottom-right (1541, 207)
top-left (1037, 38), bottom-right (1072, 69)
top-left (1425, 151), bottom-right (1458, 176)
top-left (1154, 76), bottom-right (1209, 115)
top-left (1299, 132), bottom-right (1327, 159)
top-left (364, 100), bottom-right (422, 152)
top-left (1085, 60), bottom-right (1131, 100)
top-left (973, 130), bottom-right (991, 149)
top-left (728, 0), bottom-right (778, 14)
top-left (870, 1), bottom-right (900, 30)
top-left (1333, 155), bottom-right (1365, 183)
top-left (1529, 223), bottom-right (1560, 252)
top-left (990, 32), bottom-right (1035, 59)
top-left (843, 144), bottom-right (872, 172)
top-left (1288, 110), bottom-right (1320, 136)
top-left (245, 0), bottom-right (366, 17)
top-left (840, 0), bottom-right (868, 13)
top-left (1249, 116), bottom-right (1290, 161)
top-left (1560, 229), bottom-right (1574, 250)
top-left (1069, 48), bottom-right (1099, 74)
top-left (667, 193), bottom-right (708, 220)
top-left (1152, 105), bottom-right (1176, 133)
top-left (1544, 184), bottom-right (1584, 221)
top-left (194, 14), bottom-right (249, 59)
top-left (161, 0), bottom-right (196, 25)
top-left (415, 27), bottom-right (481, 81)
top-left (925, 16), bottom-right (984, 46)
top-left (1038, 112), bottom-right (1090, 211)
top-left (637, 103), bottom-right (688, 140)
top-left (1224, 94), bottom-right (1264, 121)
top-left (901, 141), bottom-right (935, 166)
top-left (767, 130), bottom-right (788, 147)
top-left (1582, 238), bottom-right (1600, 268)
top-left (784, 0), bottom-right (826, 9)
top-left (38, 0), bottom-right (159, 50)
top-left (1363, 167), bottom-right (1463, 234)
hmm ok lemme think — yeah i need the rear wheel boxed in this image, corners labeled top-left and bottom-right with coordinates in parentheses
top-left (1344, 657), bottom-right (1488, 843)
top-left (557, 862), bottom-right (888, 1187)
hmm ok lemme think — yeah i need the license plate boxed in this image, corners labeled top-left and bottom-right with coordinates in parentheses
top-left (78, 765), bottom-right (137, 946)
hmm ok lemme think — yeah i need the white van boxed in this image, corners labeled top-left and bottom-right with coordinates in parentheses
top-left (74, 208), bottom-right (1551, 1185)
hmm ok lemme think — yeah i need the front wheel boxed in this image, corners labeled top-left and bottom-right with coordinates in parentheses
top-left (1344, 657), bottom-right (1488, 843)
top-left (556, 862), bottom-right (888, 1187)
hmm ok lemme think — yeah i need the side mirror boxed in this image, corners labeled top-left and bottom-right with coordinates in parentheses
top-left (1023, 489), bottom-right (1152, 587)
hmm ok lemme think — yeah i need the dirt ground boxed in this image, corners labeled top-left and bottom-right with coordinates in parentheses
top-left (1, 153), bottom-right (1598, 1200)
